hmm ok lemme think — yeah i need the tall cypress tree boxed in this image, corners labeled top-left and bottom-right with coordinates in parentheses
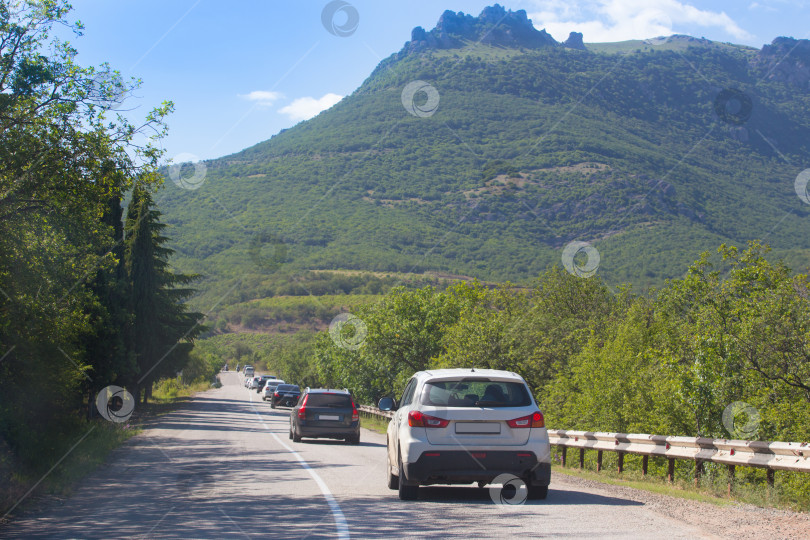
top-left (80, 191), bottom-right (138, 417)
top-left (124, 179), bottom-right (204, 402)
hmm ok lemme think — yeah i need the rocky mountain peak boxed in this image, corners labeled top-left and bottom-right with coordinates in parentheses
top-left (753, 37), bottom-right (810, 89)
top-left (403, 4), bottom-right (559, 54)
top-left (563, 31), bottom-right (586, 50)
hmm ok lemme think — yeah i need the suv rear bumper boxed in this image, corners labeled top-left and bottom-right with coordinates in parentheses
top-left (403, 451), bottom-right (551, 486)
top-left (298, 422), bottom-right (359, 439)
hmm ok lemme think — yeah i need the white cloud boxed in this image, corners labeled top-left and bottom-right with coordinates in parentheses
top-left (239, 90), bottom-right (283, 107)
top-left (528, 0), bottom-right (752, 43)
top-left (278, 93), bottom-right (343, 122)
top-left (748, 1), bottom-right (779, 11)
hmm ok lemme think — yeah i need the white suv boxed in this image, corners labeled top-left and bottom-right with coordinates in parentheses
top-left (378, 368), bottom-right (551, 501)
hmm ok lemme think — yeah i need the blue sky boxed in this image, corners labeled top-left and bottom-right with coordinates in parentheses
top-left (66, 0), bottom-right (809, 163)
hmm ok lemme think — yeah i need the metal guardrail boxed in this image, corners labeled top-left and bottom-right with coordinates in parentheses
top-left (548, 430), bottom-right (810, 490)
top-left (548, 430), bottom-right (810, 472)
top-left (358, 404), bottom-right (393, 419)
top-left (355, 405), bottom-right (810, 489)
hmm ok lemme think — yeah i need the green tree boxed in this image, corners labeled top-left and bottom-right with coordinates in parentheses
top-left (437, 267), bottom-right (616, 397)
top-left (0, 0), bottom-right (171, 468)
top-left (125, 180), bottom-right (204, 403)
top-left (79, 192), bottom-right (138, 418)
top-left (315, 286), bottom-right (464, 403)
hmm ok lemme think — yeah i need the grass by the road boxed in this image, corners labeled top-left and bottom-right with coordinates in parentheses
top-left (359, 412), bottom-right (390, 435)
top-left (151, 377), bottom-right (216, 406)
top-left (552, 465), bottom-right (736, 507)
top-left (552, 461), bottom-right (800, 511)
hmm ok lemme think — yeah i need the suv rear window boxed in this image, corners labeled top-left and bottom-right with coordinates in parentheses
top-left (420, 379), bottom-right (532, 407)
top-left (277, 385), bottom-right (299, 392)
top-left (306, 393), bottom-right (352, 408)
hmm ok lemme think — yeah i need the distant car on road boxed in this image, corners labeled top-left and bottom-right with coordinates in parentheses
top-left (270, 384), bottom-right (300, 408)
top-left (289, 388), bottom-right (360, 444)
top-left (248, 376), bottom-right (262, 389)
top-left (244, 377), bottom-right (252, 388)
top-left (255, 375), bottom-right (277, 393)
top-left (378, 368), bottom-right (551, 501)
top-left (243, 366), bottom-right (254, 377)
top-left (262, 379), bottom-right (286, 401)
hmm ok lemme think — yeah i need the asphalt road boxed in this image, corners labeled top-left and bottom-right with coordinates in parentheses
top-left (3, 372), bottom-right (718, 539)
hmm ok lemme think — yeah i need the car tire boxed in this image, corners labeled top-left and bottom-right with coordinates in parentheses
top-left (292, 426), bottom-right (302, 443)
top-left (347, 433), bottom-right (360, 445)
top-left (397, 453), bottom-right (418, 501)
top-left (528, 484), bottom-right (548, 500)
top-left (289, 425), bottom-right (293, 440)
top-left (270, 401), bottom-right (276, 409)
top-left (386, 446), bottom-right (399, 490)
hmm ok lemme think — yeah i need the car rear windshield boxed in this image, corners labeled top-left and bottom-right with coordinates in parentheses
top-left (276, 385), bottom-right (299, 392)
top-left (420, 378), bottom-right (532, 407)
top-left (305, 393), bottom-right (352, 408)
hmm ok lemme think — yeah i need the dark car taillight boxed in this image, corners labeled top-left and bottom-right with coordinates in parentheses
top-left (297, 394), bottom-right (309, 420)
top-left (351, 401), bottom-right (359, 422)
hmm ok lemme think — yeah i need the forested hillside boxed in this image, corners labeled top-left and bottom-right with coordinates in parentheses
top-left (160, 5), bottom-right (810, 309)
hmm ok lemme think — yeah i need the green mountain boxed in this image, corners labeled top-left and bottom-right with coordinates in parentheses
top-left (160, 5), bottom-right (810, 308)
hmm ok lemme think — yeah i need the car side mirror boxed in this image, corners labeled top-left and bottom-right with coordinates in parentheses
top-left (378, 397), bottom-right (397, 411)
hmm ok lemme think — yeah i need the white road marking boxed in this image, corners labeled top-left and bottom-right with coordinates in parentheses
top-left (247, 388), bottom-right (350, 540)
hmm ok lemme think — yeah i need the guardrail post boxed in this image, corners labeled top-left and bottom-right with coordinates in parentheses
top-left (560, 446), bottom-right (567, 467)
top-left (694, 460), bottom-right (704, 486)
top-left (727, 465), bottom-right (735, 496)
top-left (767, 469), bottom-right (775, 488)
top-left (642, 455), bottom-right (649, 477)
top-left (667, 458), bottom-right (675, 483)
top-left (617, 452), bottom-right (624, 473)
top-left (579, 448), bottom-right (585, 469)
top-left (596, 450), bottom-right (603, 472)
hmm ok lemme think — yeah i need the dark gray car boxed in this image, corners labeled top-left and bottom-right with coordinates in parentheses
top-left (289, 389), bottom-right (360, 444)
top-left (270, 384), bottom-right (301, 408)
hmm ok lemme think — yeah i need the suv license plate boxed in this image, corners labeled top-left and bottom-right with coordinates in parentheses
top-left (455, 422), bottom-right (501, 434)
top-left (319, 415), bottom-right (340, 421)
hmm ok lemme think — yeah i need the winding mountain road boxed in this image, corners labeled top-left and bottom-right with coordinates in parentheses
top-left (3, 372), bottom-right (807, 539)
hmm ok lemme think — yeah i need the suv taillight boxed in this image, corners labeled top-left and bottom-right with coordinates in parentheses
top-left (297, 394), bottom-right (309, 420)
top-left (351, 401), bottom-right (359, 422)
top-left (408, 410), bottom-right (449, 428)
top-left (507, 412), bottom-right (544, 428)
